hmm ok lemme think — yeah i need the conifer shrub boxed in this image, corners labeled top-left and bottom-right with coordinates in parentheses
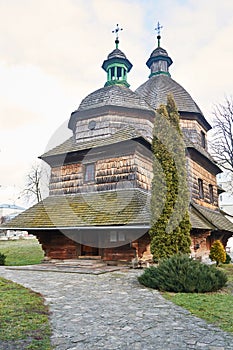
top-left (0, 253), bottom-right (6, 265)
top-left (209, 240), bottom-right (226, 266)
top-left (138, 254), bottom-right (227, 293)
top-left (150, 95), bottom-right (191, 262)
top-left (224, 253), bottom-right (232, 264)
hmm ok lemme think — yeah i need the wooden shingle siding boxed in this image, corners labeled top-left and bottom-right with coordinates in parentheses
top-left (49, 164), bottom-right (83, 195)
top-left (75, 115), bottom-right (153, 143)
top-left (49, 142), bottom-right (153, 195)
top-left (135, 152), bottom-right (153, 191)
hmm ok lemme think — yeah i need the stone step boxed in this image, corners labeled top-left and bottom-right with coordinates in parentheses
top-left (78, 256), bottom-right (102, 260)
top-left (55, 258), bottom-right (106, 268)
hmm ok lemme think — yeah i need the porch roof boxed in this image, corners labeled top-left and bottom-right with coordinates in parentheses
top-left (1, 191), bottom-right (233, 234)
top-left (0, 189), bottom-right (150, 230)
top-left (191, 202), bottom-right (233, 232)
top-left (189, 205), bottom-right (215, 230)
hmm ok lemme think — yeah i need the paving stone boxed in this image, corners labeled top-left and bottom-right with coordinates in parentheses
top-left (0, 266), bottom-right (232, 350)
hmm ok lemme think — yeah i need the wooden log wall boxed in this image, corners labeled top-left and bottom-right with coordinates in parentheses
top-left (35, 231), bottom-right (80, 260)
top-left (190, 230), bottom-right (211, 260)
top-left (187, 158), bottom-right (218, 208)
top-left (132, 233), bottom-right (153, 261)
top-left (103, 243), bottom-right (136, 262)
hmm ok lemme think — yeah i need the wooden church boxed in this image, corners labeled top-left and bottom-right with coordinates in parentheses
top-left (2, 26), bottom-right (233, 263)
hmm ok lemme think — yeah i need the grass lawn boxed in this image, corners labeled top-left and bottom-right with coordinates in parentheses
top-left (0, 239), bottom-right (51, 348)
top-left (0, 277), bottom-right (52, 349)
top-left (164, 264), bottom-right (233, 333)
top-left (0, 238), bottom-right (44, 265)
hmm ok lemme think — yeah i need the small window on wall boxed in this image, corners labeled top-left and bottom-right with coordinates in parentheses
top-left (110, 231), bottom-right (126, 242)
top-left (118, 232), bottom-right (126, 241)
top-left (84, 163), bottom-right (95, 183)
top-left (198, 178), bottom-right (204, 199)
top-left (209, 184), bottom-right (214, 203)
top-left (110, 231), bottom-right (117, 242)
top-left (201, 131), bottom-right (206, 148)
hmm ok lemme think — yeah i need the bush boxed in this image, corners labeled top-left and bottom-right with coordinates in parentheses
top-left (138, 254), bottom-right (227, 293)
top-left (224, 253), bottom-right (232, 264)
top-left (0, 253), bottom-right (6, 265)
top-left (209, 240), bottom-right (226, 266)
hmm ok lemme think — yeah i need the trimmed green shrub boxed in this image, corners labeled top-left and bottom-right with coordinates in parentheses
top-left (224, 253), bottom-right (232, 264)
top-left (209, 240), bottom-right (226, 266)
top-left (0, 253), bottom-right (6, 265)
top-left (138, 254), bottom-right (227, 293)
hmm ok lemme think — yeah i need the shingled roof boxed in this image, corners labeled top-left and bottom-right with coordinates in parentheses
top-left (2, 189), bottom-right (233, 234)
top-left (189, 205), bottom-right (215, 230)
top-left (40, 126), bottom-right (145, 159)
top-left (191, 202), bottom-right (233, 232)
top-left (1, 189), bottom-right (150, 230)
top-left (107, 48), bottom-right (128, 60)
top-left (136, 74), bottom-right (203, 116)
top-left (74, 84), bottom-right (153, 113)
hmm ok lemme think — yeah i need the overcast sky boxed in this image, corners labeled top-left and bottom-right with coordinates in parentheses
top-left (1, 0), bottom-right (233, 206)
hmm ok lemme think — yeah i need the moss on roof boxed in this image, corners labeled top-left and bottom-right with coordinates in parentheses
top-left (2, 190), bottom-right (233, 235)
top-left (191, 202), bottom-right (233, 232)
top-left (189, 205), bottom-right (215, 230)
top-left (1, 189), bottom-right (150, 230)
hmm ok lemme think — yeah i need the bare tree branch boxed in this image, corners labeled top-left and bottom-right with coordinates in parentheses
top-left (210, 96), bottom-right (233, 172)
top-left (22, 161), bottom-right (50, 204)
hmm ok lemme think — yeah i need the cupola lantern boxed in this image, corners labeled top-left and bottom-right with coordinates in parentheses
top-left (102, 24), bottom-right (133, 87)
top-left (146, 22), bottom-right (173, 78)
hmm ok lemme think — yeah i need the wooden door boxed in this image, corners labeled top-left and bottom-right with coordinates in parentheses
top-left (81, 245), bottom-right (99, 256)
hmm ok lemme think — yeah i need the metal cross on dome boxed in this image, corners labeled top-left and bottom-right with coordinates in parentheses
top-left (155, 21), bottom-right (163, 36)
top-left (112, 24), bottom-right (123, 40)
top-left (155, 21), bottom-right (163, 47)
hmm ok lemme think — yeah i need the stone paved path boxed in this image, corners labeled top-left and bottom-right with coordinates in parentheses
top-left (0, 267), bottom-right (233, 350)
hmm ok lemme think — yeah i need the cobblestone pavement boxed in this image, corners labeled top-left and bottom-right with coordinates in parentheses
top-left (0, 267), bottom-right (233, 350)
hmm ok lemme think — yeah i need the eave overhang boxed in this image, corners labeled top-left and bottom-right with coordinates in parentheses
top-left (68, 105), bottom-right (155, 131)
top-left (186, 147), bottom-right (221, 175)
top-left (179, 112), bottom-right (212, 132)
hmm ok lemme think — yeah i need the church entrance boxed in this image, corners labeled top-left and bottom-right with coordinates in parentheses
top-left (81, 245), bottom-right (99, 256)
